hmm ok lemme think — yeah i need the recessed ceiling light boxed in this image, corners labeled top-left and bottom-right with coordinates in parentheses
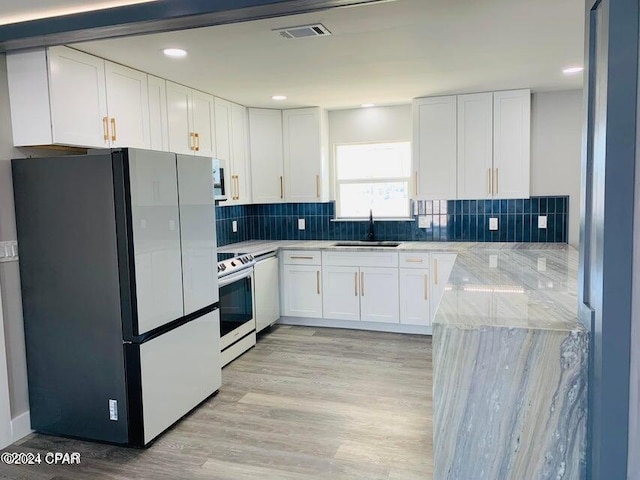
top-left (361, 103), bottom-right (375, 108)
top-left (163, 48), bottom-right (187, 58)
top-left (272, 95), bottom-right (287, 101)
top-left (562, 66), bottom-right (584, 74)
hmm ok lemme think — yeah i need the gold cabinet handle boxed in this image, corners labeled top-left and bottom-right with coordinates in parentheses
top-left (415, 171), bottom-right (418, 196)
top-left (316, 174), bottom-right (320, 198)
top-left (195, 133), bottom-right (200, 152)
top-left (103, 117), bottom-right (109, 141)
top-left (110, 118), bottom-right (117, 142)
top-left (189, 132), bottom-right (195, 151)
top-left (487, 168), bottom-right (491, 196)
top-left (425, 274), bottom-right (429, 300)
top-left (354, 272), bottom-right (358, 296)
top-left (434, 259), bottom-right (439, 286)
top-left (316, 270), bottom-right (320, 295)
top-left (235, 175), bottom-right (240, 200)
top-left (406, 258), bottom-right (423, 263)
top-left (361, 272), bottom-right (365, 296)
top-left (280, 176), bottom-right (284, 199)
top-left (290, 256), bottom-right (313, 260)
top-left (494, 168), bottom-right (498, 195)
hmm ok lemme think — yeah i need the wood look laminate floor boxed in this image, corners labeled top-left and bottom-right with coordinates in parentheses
top-left (1, 326), bottom-right (433, 480)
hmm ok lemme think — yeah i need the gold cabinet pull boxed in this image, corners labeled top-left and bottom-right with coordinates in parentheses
top-left (290, 256), bottom-right (313, 260)
top-left (316, 270), bottom-right (320, 295)
top-left (316, 174), bottom-right (320, 198)
top-left (434, 259), bottom-right (439, 286)
top-left (354, 272), bottom-right (358, 296)
top-left (102, 117), bottom-right (109, 141)
top-left (194, 133), bottom-right (200, 152)
top-left (361, 272), bottom-right (365, 296)
top-left (406, 258), bottom-right (423, 263)
top-left (487, 168), bottom-right (491, 196)
top-left (494, 168), bottom-right (498, 195)
top-left (235, 175), bottom-right (240, 200)
top-left (189, 132), bottom-right (195, 151)
top-left (415, 171), bottom-right (418, 196)
top-left (110, 118), bottom-right (117, 142)
top-left (425, 274), bottom-right (429, 300)
top-left (280, 176), bottom-right (284, 199)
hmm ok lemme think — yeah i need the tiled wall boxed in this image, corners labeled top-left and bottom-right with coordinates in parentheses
top-left (215, 196), bottom-right (569, 246)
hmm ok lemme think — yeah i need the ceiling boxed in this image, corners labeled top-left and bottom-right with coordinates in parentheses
top-left (9, 0), bottom-right (585, 110)
top-left (0, 0), bottom-right (159, 25)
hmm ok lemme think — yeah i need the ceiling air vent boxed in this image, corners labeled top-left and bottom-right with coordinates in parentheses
top-left (273, 24), bottom-right (332, 39)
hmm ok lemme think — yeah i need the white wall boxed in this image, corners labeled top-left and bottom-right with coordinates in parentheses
top-left (530, 90), bottom-right (583, 247)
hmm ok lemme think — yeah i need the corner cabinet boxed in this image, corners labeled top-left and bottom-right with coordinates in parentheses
top-left (281, 251), bottom-right (323, 318)
top-left (249, 108), bottom-right (285, 203)
top-left (413, 96), bottom-right (457, 200)
top-left (282, 107), bottom-right (329, 202)
top-left (7, 46), bottom-right (150, 149)
top-left (166, 82), bottom-right (216, 157)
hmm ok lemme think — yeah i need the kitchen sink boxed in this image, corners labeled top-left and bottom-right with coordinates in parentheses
top-left (332, 241), bottom-right (401, 248)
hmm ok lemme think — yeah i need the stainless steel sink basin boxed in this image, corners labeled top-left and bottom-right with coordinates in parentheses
top-left (332, 241), bottom-right (401, 248)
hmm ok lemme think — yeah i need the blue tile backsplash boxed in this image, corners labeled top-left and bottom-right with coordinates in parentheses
top-left (215, 196), bottom-right (569, 246)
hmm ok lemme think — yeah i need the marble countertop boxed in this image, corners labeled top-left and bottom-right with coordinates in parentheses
top-left (218, 240), bottom-right (582, 333)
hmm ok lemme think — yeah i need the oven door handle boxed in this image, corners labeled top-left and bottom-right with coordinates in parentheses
top-left (218, 268), bottom-right (253, 287)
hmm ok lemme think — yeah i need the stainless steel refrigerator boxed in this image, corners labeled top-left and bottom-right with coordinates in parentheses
top-left (12, 148), bottom-right (221, 447)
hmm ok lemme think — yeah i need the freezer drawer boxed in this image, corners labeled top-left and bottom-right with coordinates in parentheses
top-left (139, 309), bottom-right (221, 444)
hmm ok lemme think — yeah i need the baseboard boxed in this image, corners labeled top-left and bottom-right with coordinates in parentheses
top-left (278, 316), bottom-right (432, 335)
top-left (11, 411), bottom-right (32, 442)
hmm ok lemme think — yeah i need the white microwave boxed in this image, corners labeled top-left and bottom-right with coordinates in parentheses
top-left (212, 159), bottom-right (226, 202)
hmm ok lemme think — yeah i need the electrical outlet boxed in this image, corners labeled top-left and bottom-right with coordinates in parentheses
top-left (298, 218), bottom-right (306, 230)
top-left (538, 216), bottom-right (548, 229)
top-left (418, 216), bottom-right (430, 229)
top-left (232, 220), bottom-right (238, 233)
top-left (489, 217), bottom-right (498, 231)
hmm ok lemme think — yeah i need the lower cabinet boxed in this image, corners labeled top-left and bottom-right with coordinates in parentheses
top-left (399, 268), bottom-right (431, 326)
top-left (254, 255), bottom-right (281, 332)
top-left (430, 253), bottom-right (457, 320)
top-left (322, 266), bottom-right (360, 321)
top-left (359, 267), bottom-right (399, 323)
top-left (282, 251), bottom-right (322, 318)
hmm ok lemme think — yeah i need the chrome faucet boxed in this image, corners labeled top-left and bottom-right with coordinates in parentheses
top-left (367, 209), bottom-right (375, 241)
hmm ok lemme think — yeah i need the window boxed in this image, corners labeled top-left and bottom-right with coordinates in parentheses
top-left (335, 141), bottom-right (411, 219)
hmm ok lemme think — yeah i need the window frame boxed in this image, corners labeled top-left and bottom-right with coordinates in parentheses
top-left (333, 140), bottom-right (413, 220)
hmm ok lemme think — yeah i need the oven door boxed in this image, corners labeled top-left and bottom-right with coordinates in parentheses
top-left (218, 268), bottom-right (255, 350)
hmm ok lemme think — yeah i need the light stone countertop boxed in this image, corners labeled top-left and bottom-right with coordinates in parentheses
top-left (218, 239), bottom-right (582, 333)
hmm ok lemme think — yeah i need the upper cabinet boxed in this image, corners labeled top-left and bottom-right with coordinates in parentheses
top-left (248, 108), bottom-right (284, 203)
top-left (148, 75), bottom-right (169, 152)
top-left (413, 96), bottom-right (457, 200)
top-left (215, 99), bottom-right (251, 205)
top-left (413, 89), bottom-right (531, 200)
top-left (282, 107), bottom-right (329, 203)
top-left (166, 82), bottom-right (216, 157)
top-left (7, 46), bottom-right (150, 149)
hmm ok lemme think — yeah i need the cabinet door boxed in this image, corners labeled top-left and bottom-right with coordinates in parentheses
top-left (283, 107), bottom-right (324, 202)
top-left (430, 253), bottom-right (457, 320)
top-left (148, 75), bottom-right (169, 151)
top-left (231, 103), bottom-right (252, 204)
top-left (254, 256), bottom-right (281, 332)
top-left (47, 46), bottom-right (108, 148)
top-left (105, 61), bottom-right (150, 149)
top-left (322, 266), bottom-right (360, 321)
top-left (413, 96), bottom-right (457, 199)
top-left (399, 269), bottom-right (431, 326)
top-left (493, 89), bottom-right (531, 199)
top-left (191, 90), bottom-right (216, 158)
top-left (457, 92), bottom-right (493, 200)
top-left (282, 265), bottom-right (322, 318)
top-left (166, 82), bottom-right (193, 156)
top-left (360, 267), bottom-right (399, 323)
top-left (214, 97), bottom-right (233, 199)
top-left (176, 154), bottom-right (218, 315)
top-left (127, 149), bottom-right (184, 335)
top-left (249, 108), bottom-right (284, 203)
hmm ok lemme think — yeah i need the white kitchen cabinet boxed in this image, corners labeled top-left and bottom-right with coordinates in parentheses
top-left (282, 264), bottom-right (323, 318)
top-left (413, 96), bottom-right (457, 200)
top-left (148, 75), bottom-right (169, 151)
top-left (166, 82), bottom-right (215, 157)
top-left (430, 253), bottom-right (457, 320)
top-left (493, 90), bottom-right (531, 199)
top-left (254, 255), bottom-right (281, 332)
top-left (399, 269), bottom-right (431, 326)
top-left (218, 100), bottom-right (252, 204)
top-left (322, 251), bottom-right (399, 324)
top-left (104, 61), bottom-right (150, 149)
top-left (249, 108), bottom-right (284, 203)
top-left (457, 92), bottom-right (494, 200)
top-left (283, 107), bottom-right (329, 202)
